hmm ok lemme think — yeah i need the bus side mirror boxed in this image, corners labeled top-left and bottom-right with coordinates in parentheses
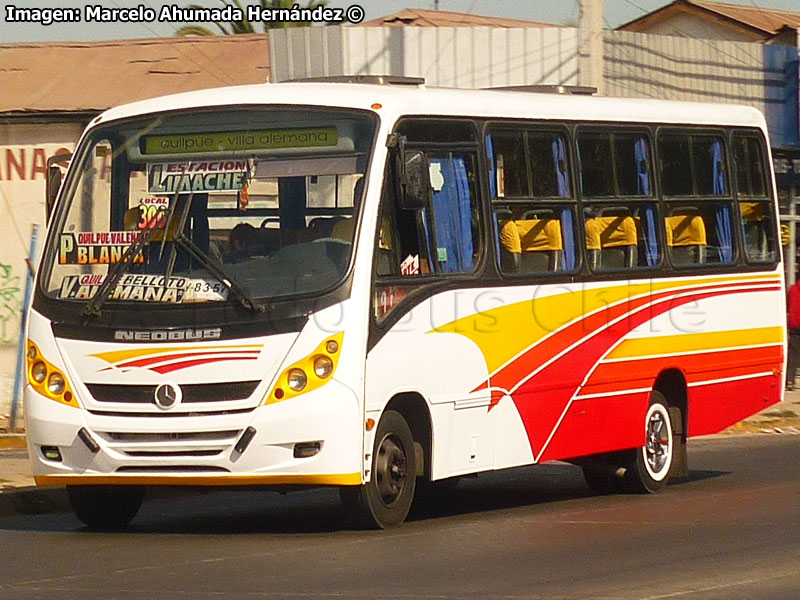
top-left (398, 149), bottom-right (431, 210)
top-left (45, 153), bottom-right (72, 223)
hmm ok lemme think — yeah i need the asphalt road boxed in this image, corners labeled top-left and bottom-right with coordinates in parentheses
top-left (0, 434), bottom-right (798, 600)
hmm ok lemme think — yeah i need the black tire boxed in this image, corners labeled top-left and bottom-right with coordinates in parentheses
top-left (67, 485), bottom-right (145, 530)
top-left (340, 410), bottom-right (416, 529)
top-left (622, 391), bottom-right (675, 494)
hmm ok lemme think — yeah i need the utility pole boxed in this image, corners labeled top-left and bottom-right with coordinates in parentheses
top-left (578, 0), bottom-right (604, 94)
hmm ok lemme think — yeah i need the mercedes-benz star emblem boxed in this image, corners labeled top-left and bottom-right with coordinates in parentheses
top-left (154, 382), bottom-right (181, 410)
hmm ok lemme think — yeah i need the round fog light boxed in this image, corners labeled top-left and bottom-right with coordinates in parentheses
top-left (326, 340), bottom-right (339, 354)
top-left (31, 361), bottom-right (47, 383)
top-left (287, 368), bottom-right (307, 392)
top-left (314, 356), bottom-right (334, 379)
top-left (47, 372), bottom-right (66, 396)
top-left (27, 345), bottom-right (37, 360)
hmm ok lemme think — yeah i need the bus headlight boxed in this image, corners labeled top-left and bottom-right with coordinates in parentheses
top-left (266, 332), bottom-right (344, 404)
top-left (314, 356), bottom-right (334, 379)
top-left (26, 340), bottom-right (79, 408)
top-left (287, 368), bottom-right (308, 392)
top-left (47, 372), bottom-right (66, 395)
top-left (31, 361), bottom-right (47, 383)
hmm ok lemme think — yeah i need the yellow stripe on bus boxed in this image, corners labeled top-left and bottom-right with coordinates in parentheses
top-left (35, 472), bottom-right (362, 487)
top-left (606, 326), bottom-right (784, 360)
top-left (433, 273), bottom-right (780, 374)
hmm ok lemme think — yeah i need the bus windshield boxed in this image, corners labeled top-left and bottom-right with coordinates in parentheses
top-left (43, 107), bottom-right (375, 307)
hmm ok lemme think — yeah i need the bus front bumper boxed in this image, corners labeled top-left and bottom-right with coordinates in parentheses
top-left (23, 380), bottom-right (364, 487)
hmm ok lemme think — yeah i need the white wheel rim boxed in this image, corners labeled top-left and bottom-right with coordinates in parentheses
top-left (642, 403), bottom-right (673, 482)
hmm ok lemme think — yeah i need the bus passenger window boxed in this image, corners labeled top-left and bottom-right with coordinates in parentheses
top-left (665, 203), bottom-right (734, 266)
top-left (733, 135), bottom-right (777, 264)
top-left (377, 151), bottom-right (480, 277)
top-left (494, 204), bottom-right (576, 274)
top-left (583, 203), bottom-right (660, 271)
top-left (659, 133), bottom-right (729, 197)
top-left (578, 132), bottom-right (652, 198)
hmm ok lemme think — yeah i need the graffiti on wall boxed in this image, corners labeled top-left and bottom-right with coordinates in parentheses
top-left (0, 262), bottom-right (22, 344)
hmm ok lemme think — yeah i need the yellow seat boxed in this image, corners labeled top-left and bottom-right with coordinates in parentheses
top-left (499, 218), bottom-right (562, 272)
top-left (585, 215), bottom-right (638, 269)
top-left (665, 213), bottom-right (707, 264)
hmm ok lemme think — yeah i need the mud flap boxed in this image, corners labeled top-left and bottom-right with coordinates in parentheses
top-left (668, 405), bottom-right (688, 478)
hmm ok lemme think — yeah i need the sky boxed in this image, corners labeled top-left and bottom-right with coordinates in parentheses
top-left (0, 0), bottom-right (799, 43)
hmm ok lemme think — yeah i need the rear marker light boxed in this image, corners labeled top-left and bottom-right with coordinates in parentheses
top-left (41, 446), bottom-right (62, 462)
top-left (233, 426), bottom-right (257, 455)
top-left (77, 428), bottom-right (100, 454)
top-left (294, 442), bottom-right (321, 458)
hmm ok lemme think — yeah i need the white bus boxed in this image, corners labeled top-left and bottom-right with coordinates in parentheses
top-left (26, 78), bottom-right (785, 529)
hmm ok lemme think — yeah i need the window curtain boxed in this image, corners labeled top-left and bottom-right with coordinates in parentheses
top-left (635, 137), bottom-right (650, 196)
top-left (642, 204), bottom-right (659, 266)
top-left (552, 137), bottom-right (569, 197)
top-left (712, 140), bottom-right (727, 195)
top-left (715, 204), bottom-right (733, 262)
top-left (560, 208), bottom-right (575, 270)
top-left (486, 135), bottom-right (497, 198)
top-left (430, 157), bottom-right (474, 273)
top-left (486, 135), bottom-right (503, 259)
top-left (552, 137), bottom-right (574, 270)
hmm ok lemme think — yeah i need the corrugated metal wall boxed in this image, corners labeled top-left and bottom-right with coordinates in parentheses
top-left (605, 30), bottom-right (798, 146)
top-left (270, 26), bottom-right (579, 88)
top-left (270, 26), bottom-right (799, 144)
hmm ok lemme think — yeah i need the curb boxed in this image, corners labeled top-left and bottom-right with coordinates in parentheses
top-left (0, 435), bottom-right (27, 450)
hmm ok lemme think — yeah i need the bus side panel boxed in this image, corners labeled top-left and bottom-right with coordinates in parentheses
top-left (538, 392), bottom-right (650, 463)
top-left (368, 273), bottom-right (784, 479)
top-left (688, 375), bottom-right (780, 436)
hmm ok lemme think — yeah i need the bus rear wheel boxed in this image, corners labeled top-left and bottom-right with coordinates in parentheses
top-left (340, 410), bottom-right (417, 529)
top-left (67, 485), bottom-right (145, 530)
top-left (623, 392), bottom-right (675, 493)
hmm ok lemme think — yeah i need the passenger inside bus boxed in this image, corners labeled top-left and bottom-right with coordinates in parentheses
top-left (226, 223), bottom-right (263, 263)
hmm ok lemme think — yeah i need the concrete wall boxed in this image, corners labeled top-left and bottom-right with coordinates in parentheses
top-left (0, 121), bottom-right (82, 419)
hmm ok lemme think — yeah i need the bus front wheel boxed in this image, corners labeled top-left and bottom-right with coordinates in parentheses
top-left (67, 485), bottom-right (145, 530)
top-left (623, 392), bottom-right (675, 493)
top-left (340, 410), bottom-right (417, 529)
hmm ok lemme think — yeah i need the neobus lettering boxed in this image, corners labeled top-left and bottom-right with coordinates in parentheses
top-left (113, 328), bottom-right (222, 341)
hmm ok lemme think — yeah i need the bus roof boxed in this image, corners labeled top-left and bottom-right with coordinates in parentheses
top-left (93, 81), bottom-right (768, 131)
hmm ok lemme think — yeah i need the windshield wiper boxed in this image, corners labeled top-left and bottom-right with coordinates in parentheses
top-left (81, 224), bottom-right (160, 319)
top-left (171, 231), bottom-right (264, 313)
